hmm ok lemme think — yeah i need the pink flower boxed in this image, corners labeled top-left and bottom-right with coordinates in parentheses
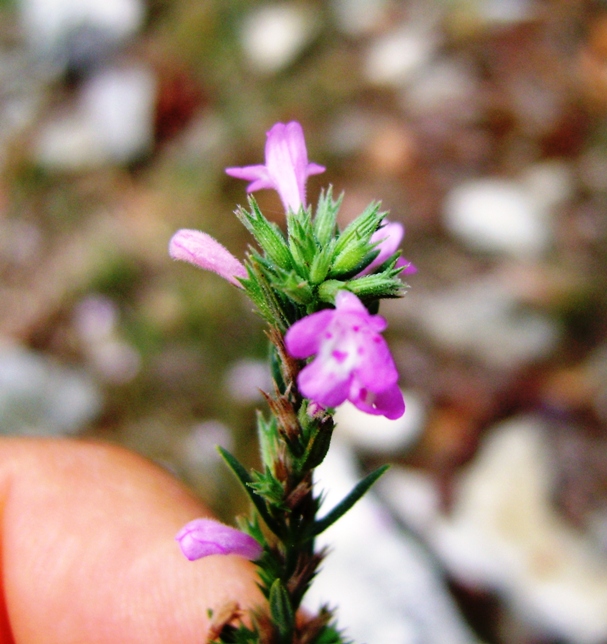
top-left (285, 291), bottom-right (405, 419)
top-left (359, 221), bottom-right (417, 277)
top-left (176, 518), bottom-right (263, 561)
top-left (226, 121), bottom-right (325, 213)
top-left (169, 229), bottom-right (247, 287)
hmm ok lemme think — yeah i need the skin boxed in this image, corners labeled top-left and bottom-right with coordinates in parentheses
top-left (0, 438), bottom-right (262, 644)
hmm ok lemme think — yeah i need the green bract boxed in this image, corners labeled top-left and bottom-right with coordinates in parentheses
top-left (239, 190), bottom-right (408, 330)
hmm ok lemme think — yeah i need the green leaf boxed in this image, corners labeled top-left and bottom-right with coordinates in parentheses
top-left (269, 579), bottom-right (294, 639)
top-left (248, 467), bottom-right (287, 509)
top-left (244, 257), bottom-right (292, 331)
top-left (257, 411), bottom-right (278, 469)
top-left (274, 269), bottom-right (314, 305)
top-left (217, 446), bottom-right (284, 538)
top-left (312, 465), bottom-right (390, 536)
top-left (308, 238), bottom-right (336, 285)
top-left (236, 198), bottom-right (293, 270)
top-left (236, 513), bottom-right (266, 546)
top-left (346, 268), bottom-right (405, 300)
top-left (330, 241), bottom-right (378, 277)
top-left (332, 201), bottom-right (384, 258)
top-left (287, 211), bottom-right (317, 274)
top-left (240, 265), bottom-right (274, 324)
top-left (315, 624), bottom-right (353, 644)
top-left (313, 187), bottom-right (342, 247)
top-left (316, 279), bottom-right (344, 304)
top-left (300, 421), bottom-right (334, 470)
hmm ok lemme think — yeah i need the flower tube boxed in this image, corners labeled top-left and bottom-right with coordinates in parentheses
top-left (226, 121), bottom-right (325, 213)
top-left (169, 229), bottom-right (247, 287)
top-left (176, 518), bottom-right (263, 561)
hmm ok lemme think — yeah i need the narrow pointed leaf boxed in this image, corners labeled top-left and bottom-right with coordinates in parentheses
top-left (236, 199), bottom-right (293, 270)
top-left (346, 270), bottom-right (405, 300)
top-left (217, 446), bottom-right (284, 537)
top-left (269, 579), bottom-right (295, 638)
top-left (314, 187), bottom-right (342, 247)
top-left (333, 202), bottom-right (384, 257)
top-left (312, 465), bottom-right (389, 536)
top-left (309, 238), bottom-right (336, 284)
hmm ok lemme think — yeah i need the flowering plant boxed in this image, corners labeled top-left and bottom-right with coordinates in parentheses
top-left (170, 121), bottom-right (413, 643)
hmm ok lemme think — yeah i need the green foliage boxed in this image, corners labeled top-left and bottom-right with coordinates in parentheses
top-left (257, 411), bottom-right (278, 467)
top-left (331, 201), bottom-right (383, 260)
top-left (313, 187), bottom-right (341, 246)
top-left (217, 446), bottom-right (284, 538)
top-left (312, 465), bottom-right (390, 536)
top-left (237, 198), bottom-right (294, 270)
top-left (239, 191), bottom-right (408, 328)
top-left (248, 467), bottom-right (288, 509)
top-left (269, 579), bottom-right (295, 640)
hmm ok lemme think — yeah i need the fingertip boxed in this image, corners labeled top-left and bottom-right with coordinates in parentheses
top-left (0, 438), bottom-right (262, 643)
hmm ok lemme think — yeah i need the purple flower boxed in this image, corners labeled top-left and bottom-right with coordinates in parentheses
top-left (169, 229), bottom-right (247, 287)
top-left (285, 291), bottom-right (405, 419)
top-left (176, 518), bottom-right (263, 561)
top-left (359, 221), bottom-right (417, 277)
top-left (225, 121), bottom-right (325, 213)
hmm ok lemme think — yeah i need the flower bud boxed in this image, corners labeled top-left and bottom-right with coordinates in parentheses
top-left (169, 229), bottom-right (247, 287)
top-left (176, 518), bottom-right (263, 561)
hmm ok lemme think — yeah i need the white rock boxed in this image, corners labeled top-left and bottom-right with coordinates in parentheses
top-left (305, 438), bottom-right (479, 644)
top-left (0, 341), bottom-right (101, 435)
top-left (432, 416), bottom-right (607, 644)
top-left (36, 64), bottom-right (156, 169)
top-left (19, 0), bottom-right (144, 61)
top-left (443, 178), bottom-right (551, 258)
top-left (334, 389), bottom-right (426, 454)
top-left (411, 277), bottom-right (560, 369)
top-left (364, 26), bottom-right (438, 87)
top-left (241, 5), bottom-right (317, 73)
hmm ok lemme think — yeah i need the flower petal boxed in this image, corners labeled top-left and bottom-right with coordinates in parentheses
top-left (306, 162), bottom-right (326, 177)
top-left (349, 381), bottom-right (405, 419)
top-left (285, 309), bottom-right (335, 358)
top-left (175, 518), bottom-right (263, 561)
top-left (355, 332), bottom-right (398, 391)
top-left (374, 385), bottom-right (406, 419)
top-left (298, 358), bottom-right (351, 408)
top-left (397, 257), bottom-right (417, 275)
top-left (334, 290), bottom-right (368, 314)
top-left (359, 221), bottom-right (405, 276)
top-left (225, 121), bottom-right (324, 213)
top-left (225, 164), bottom-right (268, 182)
top-left (286, 291), bottom-right (403, 419)
top-left (265, 122), bottom-right (307, 212)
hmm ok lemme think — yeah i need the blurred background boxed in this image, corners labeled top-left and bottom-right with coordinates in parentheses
top-left (1, 0), bottom-right (607, 642)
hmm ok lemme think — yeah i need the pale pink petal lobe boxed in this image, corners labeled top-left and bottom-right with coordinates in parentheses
top-left (169, 229), bottom-right (247, 287)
